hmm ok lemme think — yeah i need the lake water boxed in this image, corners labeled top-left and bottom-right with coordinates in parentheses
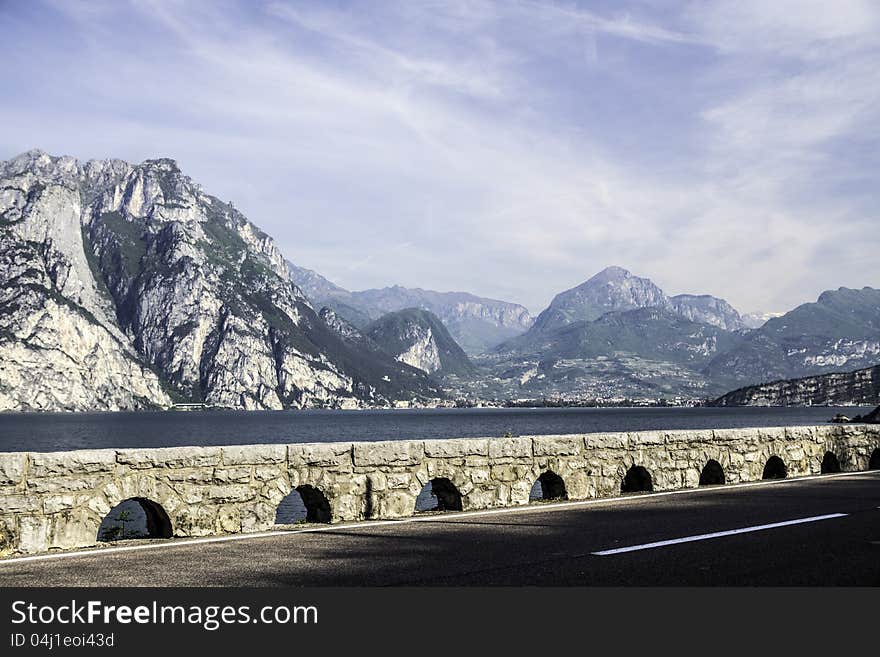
top-left (0, 405), bottom-right (871, 453)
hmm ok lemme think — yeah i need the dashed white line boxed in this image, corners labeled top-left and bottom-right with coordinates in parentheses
top-left (591, 513), bottom-right (849, 556)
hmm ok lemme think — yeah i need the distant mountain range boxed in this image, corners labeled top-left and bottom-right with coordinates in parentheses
top-left (286, 262), bottom-right (533, 354)
top-left (704, 286), bottom-right (880, 387)
top-left (4, 149), bottom-right (878, 411)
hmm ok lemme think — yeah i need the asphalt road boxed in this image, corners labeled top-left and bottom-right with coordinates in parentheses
top-left (2, 471), bottom-right (879, 586)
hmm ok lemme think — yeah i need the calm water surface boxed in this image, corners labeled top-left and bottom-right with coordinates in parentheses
top-left (0, 406), bottom-right (871, 453)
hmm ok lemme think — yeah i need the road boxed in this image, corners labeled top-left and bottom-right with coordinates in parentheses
top-left (2, 471), bottom-right (878, 586)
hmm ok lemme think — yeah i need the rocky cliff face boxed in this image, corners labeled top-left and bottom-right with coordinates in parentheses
top-left (364, 308), bottom-right (475, 377)
top-left (669, 294), bottom-right (747, 331)
top-left (286, 261), bottom-right (533, 354)
top-left (711, 364), bottom-right (880, 407)
top-left (0, 150), bottom-right (441, 411)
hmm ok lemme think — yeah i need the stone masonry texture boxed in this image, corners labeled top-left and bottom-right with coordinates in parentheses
top-left (1, 425), bottom-right (878, 555)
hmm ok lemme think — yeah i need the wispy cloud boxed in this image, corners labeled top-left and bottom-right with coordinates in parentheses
top-left (1, 1), bottom-right (877, 314)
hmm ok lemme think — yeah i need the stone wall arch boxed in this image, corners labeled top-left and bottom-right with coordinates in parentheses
top-left (821, 451), bottom-right (841, 474)
top-left (762, 455), bottom-right (787, 480)
top-left (415, 477), bottom-right (463, 512)
top-left (529, 470), bottom-right (568, 501)
top-left (869, 448), bottom-right (880, 470)
top-left (622, 465), bottom-right (653, 493)
top-left (699, 459), bottom-right (725, 486)
top-left (97, 497), bottom-right (172, 542)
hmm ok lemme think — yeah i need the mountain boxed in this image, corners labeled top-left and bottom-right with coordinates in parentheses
top-left (0, 149), bottom-right (442, 411)
top-left (528, 266), bottom-right (745, 334)
top-left (669, 294), bottom-right (747, 331)
top-left (453, 306), bottom-right (743, 401)
top-left (530, 266), bottom-right (667, 332)
top-left (286, 261), bottom-right (533, 354)
top-left (742, 311), bottom-right (783, 329)
top-left (704, 287), bottom-right (880, 386)
top-left (710, 364), bottom-right (880, 407)
top-left (364, 308), bottom-right (475, 377)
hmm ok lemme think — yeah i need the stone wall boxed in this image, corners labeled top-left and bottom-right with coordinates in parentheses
top-left (1, 424), bottom-right (878, 556)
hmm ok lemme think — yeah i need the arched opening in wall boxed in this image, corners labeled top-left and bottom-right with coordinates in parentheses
top-left (821, 451), bottom-right (841, 474)
top-left (97, 498), bottom-right (172, 542)
top-left (415, 478), bottom-right (463, 513)
top-left (762, 455), bottom-right (787, 480)
top-left (529, 471), bottom-right (568, 502)
top-left (621, 465), bottom-right (653, 493)
top-left (869, 449), bottom-right (880, 470)
top-left (699, 459), bottom-right (725, 486)
top-left (275, 485), bottom-right (331, 524)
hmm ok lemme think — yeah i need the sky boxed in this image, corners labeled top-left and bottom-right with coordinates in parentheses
top-left (1, 0), bottom-right (878, 315)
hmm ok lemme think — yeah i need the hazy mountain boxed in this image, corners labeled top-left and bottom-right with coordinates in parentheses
top-left (365, 308), bottom-right (475, 377)
top-left (669, 294), bottom-right (747, 331)
top-left (528, 266), bottom-right (746, 334)
top-left (530, 266), bottom-right (667, 332)
top-left (286, 262), bottom-right (533, 354)
top-left (0, 149), bottom-right (441, 411)
top-left (704, 287), bottom-right (880, 386)
top-left (742, 312), bottom-right (783, 329)
top-left (711, 364), bottom-right (880, 407)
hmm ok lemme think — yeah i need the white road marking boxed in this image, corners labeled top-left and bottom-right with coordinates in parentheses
top-left (0, 469), bottom-right (875, 567)
top-left (591, 513), bottom-right (849, 556)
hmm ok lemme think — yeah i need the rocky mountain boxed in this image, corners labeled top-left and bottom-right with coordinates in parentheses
top-left (528, 266), bottom-right (746, 334)
top-left (669, 294), bottom-right (747, 331)
top-left (286, 261), bottom-right (533, 354)
top-left (364, 308), bottom-right (475, 377)
top-left (0, 149), bottom-right (442, 411)
top-left (710, 364), bottom-right (880, 407)
top-left (704, 287), bottom-right (880, 387)
top-left (452, 306), bottom-right (744, 401)
top-left (530, 266), bottom-right (667, 332)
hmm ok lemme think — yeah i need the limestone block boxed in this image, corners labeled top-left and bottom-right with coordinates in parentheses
top-left (205, 484), bottom-right (254, 504)
top-left (628, 431), bottom-right (664, 446)
top-left (377, 490), bottom-right (416, 518)
top-left (116, 447), bottom-right (221, 469)
top-left (0, 453), bottom-right (26, 486)
top-left (43, 493), bottom-right (79, 514)
top-left (254, 466), bottom-right (286, 482)
top-left (288, 443), bottom-right (353, 468)
top-left (1, 494), bottom-right (43, 513)
top-left (29, 450), bottom-right (116, 477)
top-left (27, 475), bottom-right (106, 494)
top-left (221, 444), bottom-right (286, 465)
top-left (533, 435), bottom-right (583, 456)
top-left (240, 502), bottom-right (275, 533)
top-left (586, 433), bottom-right (627, 450)
top-left (217, 506), bottom-right (242, 533)
top-left (213, 466), bottom-right (252, 484)
top-left (488, 437), bottom-right (532, 460)
top-left (385, 473), bottom-right (415, 490)
top-left (423, 439), bottom-right (488, 458)
top-left (18, 515), bottom-right (50, 554)
top-left (353, 441), bottom-right (423, 467)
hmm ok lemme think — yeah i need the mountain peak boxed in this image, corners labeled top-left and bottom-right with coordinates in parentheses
top-left (590, 265), bottom-right (633, 282)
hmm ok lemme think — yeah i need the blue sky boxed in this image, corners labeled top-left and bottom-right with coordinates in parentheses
top-left (2, 0), bottom-right (878, 315)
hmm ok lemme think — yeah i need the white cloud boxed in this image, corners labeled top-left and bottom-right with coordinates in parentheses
top-left (1, 0), bottom-right (878, 316)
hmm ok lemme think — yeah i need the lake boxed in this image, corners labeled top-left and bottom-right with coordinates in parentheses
top-left (0, 405), bottom-right (871, 453)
